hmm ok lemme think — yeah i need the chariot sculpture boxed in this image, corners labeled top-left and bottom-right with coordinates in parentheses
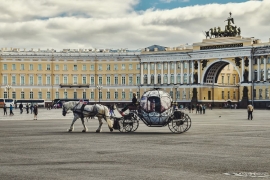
top-left (205, 12), bottom-right (241, 38)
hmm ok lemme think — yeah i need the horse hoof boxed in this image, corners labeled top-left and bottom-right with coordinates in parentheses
top-left (110, 128), bottom-right (113, 132)
top-left (96, 130), bottom-right (100, 133)
top-left (82, 130), bottom-right (86, 133)
top-left (67, 129), bottom-right (73, 132)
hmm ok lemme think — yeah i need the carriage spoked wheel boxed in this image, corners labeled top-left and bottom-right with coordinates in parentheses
top-left (168, 114), bottom-right (191, 133)
top-left (130, 117), bottom-right (139, 132)
top-left (118, 118), bottom-right (127, 133)
top-left (184, 114), bottom-right (192, 132)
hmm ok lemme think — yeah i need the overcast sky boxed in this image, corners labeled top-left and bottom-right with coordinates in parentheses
top-left (0, 0), bottom-right (268, 51)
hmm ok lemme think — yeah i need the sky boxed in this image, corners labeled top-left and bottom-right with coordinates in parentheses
top-left (0, 0), bottom-right (268, 51)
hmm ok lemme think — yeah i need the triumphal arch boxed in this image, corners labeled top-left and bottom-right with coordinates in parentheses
top-left (140, 13), bottom-right (270, 108)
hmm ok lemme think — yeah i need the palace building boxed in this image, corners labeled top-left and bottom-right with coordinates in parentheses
top-left (1, 14), bottom-right (270, 108)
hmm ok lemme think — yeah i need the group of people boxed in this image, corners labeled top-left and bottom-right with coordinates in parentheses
top-left (187, 104), bottom-right (208, 114)
top-left (3, 103), bottom-right (38, 120)
top-left (3, 104), bottom-right (14, 116)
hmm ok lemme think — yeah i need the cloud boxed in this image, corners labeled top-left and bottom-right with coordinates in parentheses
top-left (160, 0), bottom-right (176, 3)
top-left (0, 0), bottom-right (269, 51)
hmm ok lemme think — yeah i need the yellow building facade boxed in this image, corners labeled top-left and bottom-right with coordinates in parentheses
top-left (1, 18), bottom-right (270, 108)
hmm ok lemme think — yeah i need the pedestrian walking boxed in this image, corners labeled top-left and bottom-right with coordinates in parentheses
top-left (26, 104), bottom-right (29, 114)
top-left (199, 104), bottom-right (203, 114)
top-left (47, 103), bottom-right (50, 110)
top-left (247, 103), bottom-right (254, 120)
top-left (19, 103), bottom-right (23, 114)
top-left (188, 104), bottom-right (191, 113)
top-left (196, 104), bottom-right (199, 114)
top-left (191, 104), bottom-right (194, 113)
top-left (9, 104), bottom-right (14, 116)
top-left (202, 104), bottom-right (206, 114)
top-left (33, 105), bottom-right (38, 120)
top-left (3, 103), bottom-right (7, 115)
top-left (30, 104), bottom-right (33, 114)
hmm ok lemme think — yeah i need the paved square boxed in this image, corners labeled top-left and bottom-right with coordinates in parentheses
top-left (0, 108), bottom-right (270, 180)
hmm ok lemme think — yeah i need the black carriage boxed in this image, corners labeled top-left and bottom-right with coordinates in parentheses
top-left (112, 89), bottom-right (191, 134)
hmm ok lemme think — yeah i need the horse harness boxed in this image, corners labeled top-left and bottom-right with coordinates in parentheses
top-left (73, 103), bottom-right (99, 119)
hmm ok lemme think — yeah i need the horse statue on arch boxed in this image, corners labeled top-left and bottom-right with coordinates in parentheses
top-left (62, 101), bottom-right (114, 133)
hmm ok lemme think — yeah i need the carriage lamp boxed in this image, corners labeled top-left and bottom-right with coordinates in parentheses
top-left (96, 85), bottom-right (103, 103)
top-left (5, 85), bottom-right (12, 99)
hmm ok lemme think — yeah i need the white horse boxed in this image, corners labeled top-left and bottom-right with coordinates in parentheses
top-left (62, 101), bottom-right (114, 133)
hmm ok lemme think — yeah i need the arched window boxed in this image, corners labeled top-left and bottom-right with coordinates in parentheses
top-left (144, 75), bottom-right (147, 84)
top-left (164, 74), bottom-right (168, 84)
top-left (151, 74), bottom-right (154, 84)
top-left (177, 74), bottom-right (181, 84)
top-left (170, 74), bottom-right (174, 84)
top-left (158, 74), bottom-right (161, 84)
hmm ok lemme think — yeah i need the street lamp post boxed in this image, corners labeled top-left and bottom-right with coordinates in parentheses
top-left (5, 85), bottom-right (12, 99)
top-left (236, 83), bottom-right (240, 108)
top-left (96, 85), bottom-right (102, 103)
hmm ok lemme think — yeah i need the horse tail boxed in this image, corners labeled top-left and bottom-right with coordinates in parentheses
top-left (103, 105), bottom-right (113, 128)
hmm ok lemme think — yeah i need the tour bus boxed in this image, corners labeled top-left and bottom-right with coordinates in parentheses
top-left (53, 99), bottom-right (89, 108)
top-left (15, 99), bottom-right (46, 107)
top-left (0, 99), bottom-right (15, 108)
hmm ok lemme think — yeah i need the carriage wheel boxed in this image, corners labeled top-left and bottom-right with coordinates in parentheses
top-left (184, 114), bottom-right (192, 132)
top-left (131, 118), bottom-right (139, 132)
top-left (118, 118), bottom-right (127, 133)
top-left (123, 119), bottom-right (133, 132)
top-left (168, 114), bottom-right (190, 134)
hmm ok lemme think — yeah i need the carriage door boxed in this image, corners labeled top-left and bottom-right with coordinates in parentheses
top-left (208, 91), bottom-right (211, 100)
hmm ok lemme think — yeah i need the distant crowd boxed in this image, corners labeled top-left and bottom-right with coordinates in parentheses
top-left (3, 103), bottom-right (38, 120)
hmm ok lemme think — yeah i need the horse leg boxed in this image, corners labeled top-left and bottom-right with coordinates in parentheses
top-left (104, 116), bottom-right (114, 132)
top-left (96, 116), bottom-right (103, 133)
top-left (81, 116), bottom-right (88, 132)
top-left (68, 114), bottom-right (79, 132)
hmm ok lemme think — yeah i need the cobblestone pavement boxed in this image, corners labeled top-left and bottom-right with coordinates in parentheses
top-left (0, 108), bottom-right (270, 180)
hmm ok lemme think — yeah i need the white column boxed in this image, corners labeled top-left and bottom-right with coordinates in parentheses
top-left (147, 63), bottom-right (150, 84)
top-left (174, 62), bottom-right (177, 84)
top-left (161, 63), bottom-right (164, 84)
top-left (241, 57), bottom-right (244, 82)
top-left (257, 57), bottom-right (260, 81)
top-left (140, 63), bottom-right (143, 85)
top-left (168, 62), bottom-right (170, 84)
top-left (264, 56), bottom-right (267, 81)
top-left (154, 63), bottom-right (157, 84)
top-left (191, 60), bottom-right (194, 83)
top-left (198, 60), bottom-right (201, 84)
top-left (187, 61), bottom-right (190, 84)
top-left (181, 61), bottom-right (184, 84)
top-left (249, 57), bottom-right (252, 82)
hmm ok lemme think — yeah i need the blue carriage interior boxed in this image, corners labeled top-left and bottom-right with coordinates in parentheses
top-left (139, 89), bottom-right (173, 126)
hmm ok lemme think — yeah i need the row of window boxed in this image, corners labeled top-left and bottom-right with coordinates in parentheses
top-left (221, 89), bottom-right (270, 99)
top-left (2, 64), bottom-right (140, 71)
top-left (2, 76), bottom-right (141, 86)
top-left (254, 57), bottom-right (270, 65)
top-left (221, 75), bottom-right (237, 84)
top-left (143, 74), bottom-right (191, 84)
top-left (143, 62), bottom-right (193, 70)
top-left (3, 91), bottom-right (191, 100)
top-left (253, 89), bottom-right (270, 99)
